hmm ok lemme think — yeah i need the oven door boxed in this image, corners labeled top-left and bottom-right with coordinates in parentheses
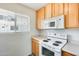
top-left (42, 46), bottom-right (54, 56)
top-left (41, 46), bottom-right (61, 56)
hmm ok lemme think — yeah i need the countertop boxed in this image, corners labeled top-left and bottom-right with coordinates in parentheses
top-left (62, 43), bottom-right (79, 56)
top-left (32, 36), bottom-right (45, 42)
top-left (32, 36), bottom-right (79, 56)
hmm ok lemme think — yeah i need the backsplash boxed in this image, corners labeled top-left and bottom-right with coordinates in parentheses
top-left (39, 28), bottom-right (79, 45)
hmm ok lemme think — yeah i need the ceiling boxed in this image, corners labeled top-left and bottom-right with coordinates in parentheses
top-left (22, 3), bottom-right (48, 10)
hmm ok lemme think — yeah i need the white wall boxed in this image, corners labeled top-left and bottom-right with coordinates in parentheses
top-left (0, 3), bottom-right (38, 56)
top-left (40, 28), bottom-right (79, 45)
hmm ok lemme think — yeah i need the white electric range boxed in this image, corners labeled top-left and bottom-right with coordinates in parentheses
top-left (39, 33), bottom-right (67, 56)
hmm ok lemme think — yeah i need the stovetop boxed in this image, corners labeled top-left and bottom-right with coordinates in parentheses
top-left (42, 37), bottom-right (67, 49)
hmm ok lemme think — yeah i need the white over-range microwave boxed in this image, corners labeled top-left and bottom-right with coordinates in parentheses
top-left (42, 15), bottom-right (64, 29)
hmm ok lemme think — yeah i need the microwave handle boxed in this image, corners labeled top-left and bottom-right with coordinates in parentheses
top-left (55, 20), bottom-right (58, 28)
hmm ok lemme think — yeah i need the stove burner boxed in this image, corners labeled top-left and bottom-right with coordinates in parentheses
top-left (55, 41), bottom-right (62, 44)
top-left (53, 43), bottom-right (59, 46)
top-left (47, 39), bottom-right (51, 40)
top-left (43, 40), bottom-right (48, 42)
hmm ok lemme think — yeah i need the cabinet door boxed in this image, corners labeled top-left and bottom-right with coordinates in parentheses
top-left (32, 38), bottom-right (39, 56)
top-left (32, 39), bottom-right (36, 55)
top-left (62, 51), bottom-right (75, 56)
top-left (68, 3), bottom-right (79, 28)
top-left (54, 3), bottom-right (64, 16)
top-left (51, 3), bottom-right (55, 17)
top-left (36, 43), bottom-right (39, 56)
top-left (45, 3), bottom-right (52, 19)
top-left (36, 8), bottom-right (45, 29)
top-left (64, 3), bottom-right (69, 28)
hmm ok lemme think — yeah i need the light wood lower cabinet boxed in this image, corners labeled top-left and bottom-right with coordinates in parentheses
top-left (32, 38), bottom-right (39, 56)
top-left (35, 43), bottom-right (39, 56)
top-left (62, 50), bottom-right (76, 56)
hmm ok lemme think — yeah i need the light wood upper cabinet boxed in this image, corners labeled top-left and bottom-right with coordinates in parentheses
top-left (64, 3), bottom-right (69, 28)
top-left (51, 3), bottom-right (55, 17)
top-left (45, 3), bottom-right (52, 19)
top-left (54, 3), bottom-right (64, 16)
top-left (36, 8), bottom-right (45, 29)
top-left (64, 3), bottom-right (79, 28)
top-left (68, 4), bottom-right (79, 28)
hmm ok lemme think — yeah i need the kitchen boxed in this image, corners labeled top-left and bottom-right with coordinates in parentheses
top-left (32, 3), bottom-right (79, 56)
top-left (0, 3), bottom-right (79, 56)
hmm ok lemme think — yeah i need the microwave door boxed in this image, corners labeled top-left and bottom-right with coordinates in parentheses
top-left (49, 20), bottom-right (57, 29)
top-left (50, 22), bottom-right (55, 27)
